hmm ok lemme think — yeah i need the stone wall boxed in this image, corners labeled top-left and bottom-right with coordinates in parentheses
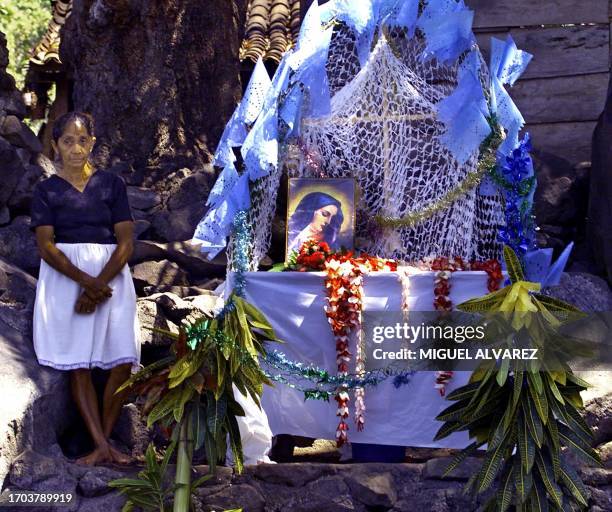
top-left (1, 453), bottom-right (611, 511)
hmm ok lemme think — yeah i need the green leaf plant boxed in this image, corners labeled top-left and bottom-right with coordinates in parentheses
top-left (110, 294), bottom-right (280, 512)
top-left (436, 246), bottom-right (601, 511)
top-left (108, 441), bottom-right (179, 512)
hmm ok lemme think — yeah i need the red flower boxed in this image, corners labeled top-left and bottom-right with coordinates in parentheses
top-left (470, 259), bottom-right (502, 292)
top-left (296, 241), bottom-right (334, 270)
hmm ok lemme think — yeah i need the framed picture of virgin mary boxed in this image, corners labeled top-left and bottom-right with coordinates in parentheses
top-left (286, 178), bottom-right (355, 260)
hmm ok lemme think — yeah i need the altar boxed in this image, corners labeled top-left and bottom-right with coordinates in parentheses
top-left (182, 1), bottom-right (597, 506)
top-left (233, 270), bottom-right (493, 448)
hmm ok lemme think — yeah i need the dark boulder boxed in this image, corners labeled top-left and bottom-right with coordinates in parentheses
top-left (0, 216), bottom-right (40, 276)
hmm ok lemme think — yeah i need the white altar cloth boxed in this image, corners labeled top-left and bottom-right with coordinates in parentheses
top-left (237, 270), bottom-right (491, 448)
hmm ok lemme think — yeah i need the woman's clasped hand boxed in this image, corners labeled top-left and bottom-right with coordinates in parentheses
top-left (75, 275), bottom-right (113, 313)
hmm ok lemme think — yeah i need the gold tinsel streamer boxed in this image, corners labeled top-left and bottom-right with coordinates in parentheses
top-left (375, 129), bottom-right (502, 229)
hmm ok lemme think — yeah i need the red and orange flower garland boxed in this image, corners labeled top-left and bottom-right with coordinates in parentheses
top-left (470, 259), bottom-right (503, 292)
top-left (418, 257), bottom-right (502, 395)
top-left (323, 253), bottom-right (397, 446)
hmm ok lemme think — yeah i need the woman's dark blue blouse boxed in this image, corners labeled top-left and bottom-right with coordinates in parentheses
top-left (30, 170), bottom-right (133, 244)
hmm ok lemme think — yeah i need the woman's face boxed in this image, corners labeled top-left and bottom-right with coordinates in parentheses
top-left (311, 204), bottom-right (338, 233)
top-left (52, 120), bottom-right (95, 169)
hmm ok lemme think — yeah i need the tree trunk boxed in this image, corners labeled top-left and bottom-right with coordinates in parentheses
top-left (60, 0), bottom-right (247, 173)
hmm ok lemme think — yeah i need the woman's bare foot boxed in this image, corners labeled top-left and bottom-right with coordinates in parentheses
top-left (75, 445), bottom-right (112, 466)
top-left (108, 444), bottom-right (133, 465)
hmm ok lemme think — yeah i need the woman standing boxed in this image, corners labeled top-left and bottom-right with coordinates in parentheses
top-left (31, 112), bottom-right (140, 466)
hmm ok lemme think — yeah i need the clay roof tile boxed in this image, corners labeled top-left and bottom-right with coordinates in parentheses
top-left (240, 0), bottom-right (301, 63)
top-left (30, 0), bottom-right (72, 66)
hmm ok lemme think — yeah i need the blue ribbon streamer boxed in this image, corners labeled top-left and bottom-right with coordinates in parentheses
top-left (436, 50), bottom-right (490, 163)
top-left (389, 0), bottom-right (419, 36)
top-left (240, 56), bottom-right (293, 182)
top-left (417, 0), bottom-right (475, 64)
top-left (213, 58), bottom-right (272, 169)
top-left (489, 36), bottom-right (532, 155)
top-left (524, 242), bottom-right (574, 288)
top-left (280, 84), bottom-right (305, 138)
top-left (237, 58), bottom-right (272, 126)
top-left (287, 1), bottom-right (333, 116)
top-left (206, 160), bottom-right (239, 209)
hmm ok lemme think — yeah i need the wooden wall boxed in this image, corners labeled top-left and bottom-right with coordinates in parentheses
top-left (467, 0), bottom-right (611, 166)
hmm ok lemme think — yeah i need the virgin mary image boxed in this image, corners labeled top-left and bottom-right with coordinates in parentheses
top-left (287, 192), bottom-right (345, 253)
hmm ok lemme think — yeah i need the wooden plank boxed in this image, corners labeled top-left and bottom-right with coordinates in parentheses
top-left (475, 25), bottom-right (610, 79)
top-left (527, 121), bottom-right (597, 164)
top-left (508, 73), bottom-right (609, 124)
top-left (466, 0), bottom-right (610, 28)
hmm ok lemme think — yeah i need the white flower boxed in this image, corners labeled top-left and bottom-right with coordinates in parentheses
top-left (339, 261), bottom-right (353, 274)
top-left (326, 259), bottom-right (341, 270)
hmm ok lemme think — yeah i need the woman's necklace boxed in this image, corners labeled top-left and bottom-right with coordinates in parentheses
top-left (58, 162), bottom-right (94, 192)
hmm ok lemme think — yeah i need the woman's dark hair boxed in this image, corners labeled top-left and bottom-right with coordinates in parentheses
top-left (289, 192), bottom-right (344, 246)
top-left (52, 111), bottom-right (95, 143)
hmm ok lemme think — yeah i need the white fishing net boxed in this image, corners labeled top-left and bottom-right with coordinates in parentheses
top-left (232, 24), bottom-right (504, 270)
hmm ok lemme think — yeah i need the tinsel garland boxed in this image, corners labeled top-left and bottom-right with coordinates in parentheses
top-left (373, 123), bottom-right (536, 260)
top-left (261, 350), bottom-right (415, 401)
top-left (374, 166), bottom-right (489, 229)
top-left (496, 134), bottom-right (537, 255)
top-left (182, 320), bottom-right (261, 371)
top-left (489, 171), bottom-right (536, 198)
top-left (230, 210), bottom-right (250, 297)
top-left (218, 210), bottom-right (251, 319)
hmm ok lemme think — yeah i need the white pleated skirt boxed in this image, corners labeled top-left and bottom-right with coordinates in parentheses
top-left (33, 243), bottom-right (141, 374)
